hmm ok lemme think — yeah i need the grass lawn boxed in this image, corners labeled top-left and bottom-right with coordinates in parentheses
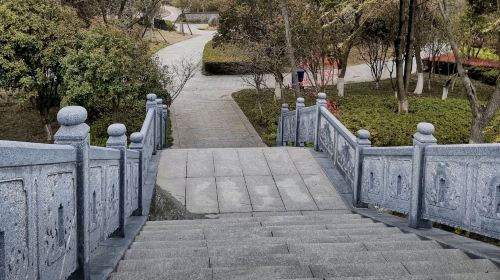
top-left (233, 74), bottom-right (499, 147)
top-left (146, 30), bottom-right (195, 54)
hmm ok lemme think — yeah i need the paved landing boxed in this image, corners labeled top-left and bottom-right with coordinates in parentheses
top-left (157, 147), bottom-right (348, 214)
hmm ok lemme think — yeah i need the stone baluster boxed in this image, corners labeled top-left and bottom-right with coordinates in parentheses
top-left (162, 104), bottom-right (168, 148)
top-left (409, 122), bottom-right (437, 229)
top-left (54, 106), bottom-right (91, 279)
top-left (295, 97), bottom-right (305, 147)
top-left (146, 94), bottom-right (158, 155)
top-left (156, 98), bottom-right (163, 151)
top-left (353, 129), bottom-right (371, 207)
top-left (106, 124), bottom-right (128, 237)
top-left (277, 103), bottom-right (289, 146)
top-left (129, 132), bottom-right (144, 216)
top-left (314, 93), bottom-right (327, 151)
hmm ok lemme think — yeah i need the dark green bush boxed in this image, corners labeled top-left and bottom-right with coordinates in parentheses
top-left (154, 19), bottom-right (176, 31)
top-left (467, 67), bottom-right (500, 86)
top-left (202, 40), bottom-right (250, 75)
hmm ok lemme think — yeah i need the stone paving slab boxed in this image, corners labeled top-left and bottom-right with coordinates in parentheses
top-left (274, 175), bottom-right (318, 211)
top-left (216, 177), bottom-right (252, 213)
top-left (245, 175), bottom-right (286, 212)
top-left (186, 177), bottom-right (218, 213)
top-left (158, 147), bottom-right (347, 214)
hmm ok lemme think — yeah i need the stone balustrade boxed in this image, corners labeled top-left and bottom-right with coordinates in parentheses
top-left (278, 94), bottom-right (500, 239)
top-left (0, 94), bottom-right (168, 280)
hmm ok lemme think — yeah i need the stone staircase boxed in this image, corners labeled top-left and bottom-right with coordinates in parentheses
top-left (109, 210), bottom-right (500, 280)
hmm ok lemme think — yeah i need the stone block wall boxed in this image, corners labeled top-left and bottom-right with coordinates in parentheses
top-left (278, 94), bottom-right (500, 239)
top-left (0, 94), bottom-right (168, 280)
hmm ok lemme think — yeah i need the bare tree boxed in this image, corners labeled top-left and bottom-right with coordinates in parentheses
top-left (438, 0), bottom-right (500, 143)
top-left (163, 58), bottom-right (199, 104)
top-left (280, 0), bottom-right (300, 96)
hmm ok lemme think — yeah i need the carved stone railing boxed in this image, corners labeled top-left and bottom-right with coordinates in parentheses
top-left (277, 94), bottom-right (500, 239)
top-left (0, 94), bottom-right (168, 280)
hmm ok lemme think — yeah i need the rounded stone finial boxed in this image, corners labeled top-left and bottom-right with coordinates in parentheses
top-left (107, 123), bottom-right (126, 137)
top-left (357, 129), bottom-right (370, 140)
top-left (57, 106), bottom-right (87, 126)
top-left (130, 132), bottom-right (144, 143)
top-left (282, 103), bottom-right (289, 109)
top-left (417, 122), bottom-right (435, 135)
top-left (297, 97), bottom-right (305, 104)
top-left (162, 104), bottom-right (168, 109)
top-left (317, 92), bottom-right (327, 100)
top-left (156, 98), bottom-right (163, 105)
top-left (147, 94), bottom-right (157, 102)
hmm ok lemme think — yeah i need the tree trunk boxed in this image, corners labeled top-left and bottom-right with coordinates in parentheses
top-left (438, 1), bottom-right (500, 143)
top-left (280, 0), bottom-right (299, 96)
top-left (414, 43), bottom-right (424, 94)
top-left (337, 47), bottom-right (351, 97)
top-left (44, 124), bottom-right (53, 142)
top-left (395, 0), bottom-right (408, 113)
top-left (403, 0), bottom-right (416, 94)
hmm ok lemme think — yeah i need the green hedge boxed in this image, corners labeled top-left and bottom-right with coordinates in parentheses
top-left (467, 67), bottom-right (500, 86)
top-left (202, 40), bottom-right (250, 75)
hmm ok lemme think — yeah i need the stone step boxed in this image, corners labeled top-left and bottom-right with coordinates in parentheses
top-left (213, 265), bottom-right (313, 280)
top-left (124, 246), bottom-right (208, 260)
top-left (300, 210), bottom-right (354, 216)
top-left (139, 227), bottom-right (272, 240)
top-left (296, 249), bottom-right (470, 265)
top-left (289, 241), bottom-right (443, 255)
top-left (208, 243), bottom-right (289, 257)
top-left (262, 218), bottom-right (371, 227)
top-left (402, 259), bottom-right (499, 275)
top-left (324, 273), bottom-right (500, 280)
top-left (135, 229), bottom-right (204, 241)
top-left (272, 227), bottom-right (403, 237)
top-left (265, 222), bottom-right (386, 232)
top-left (143, 213), bottom-right (363, 227)
top-left (116, 257), bottom-right (209, 272)
top-left (125, 243), bottom-right (291, 260)
top-left (142, 222), bottom-right (262, 231)
top-left (210, 254), bottom-right (300, 267)
top-left (310, 259), bottom-right (499, 278)
top-left (108, 268), bottom-right (212, 280)
top-left (130, 240), bottom-right (207, 249)
top-left (311, 262), bottom-right (410, 278)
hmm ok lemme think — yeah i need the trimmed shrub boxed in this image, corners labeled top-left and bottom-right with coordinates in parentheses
top-left (202, 40), bottom-right (250, 75)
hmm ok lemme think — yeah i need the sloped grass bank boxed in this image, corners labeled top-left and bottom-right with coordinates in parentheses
top-left (233, 76), bottom-right (499, 147)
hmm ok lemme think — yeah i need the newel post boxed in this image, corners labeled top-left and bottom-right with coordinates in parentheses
top-left (353, 129), bottom-right (371, 208)
top-left (295, 97), bottom-right (305, 147)
top-left (146, 94), bottom-right (157, 155)
top-left (277, 103), bottom-right (289, 146)
top-left (409, 122), bottom-right (436, 229)
top-left (314, 93), bottom-right (327, 151)
top-left (129, 132), bottom-right (144, 216)
top-left (54, 106), bottom-right (91, 280)
top-left (106, 124), bottom-right (128, 237)
top-left (156, 98), bottom-right (163, 151)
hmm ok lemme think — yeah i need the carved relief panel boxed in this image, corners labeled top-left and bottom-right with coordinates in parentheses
top-left (89, 166), bottom-right (104, 253)
top-left (336, 136), bottom-right (355, 182)
top-left (0, 178), bottom-right (32, 280)
top-left (131, 162), bottom-right (140, 213)
top-left (361, 158), bottom-right (384, 205)
top-left (423, 160), bottom-right (467, 227)
top-left (37, 168), bottom-right (78, 280)
top-left (105, 165), bottom-right (120, 237)
top-left (470, 162), bottom-right (500, 238)
top-left (298, 108), bottom-right (316, 144)
top-left (318, 117), bottom-right (335, 159)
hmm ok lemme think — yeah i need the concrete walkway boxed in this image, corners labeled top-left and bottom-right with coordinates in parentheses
top-left (157, 147), bottom-right (347, 214)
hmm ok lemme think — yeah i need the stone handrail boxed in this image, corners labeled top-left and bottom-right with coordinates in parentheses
top-left (277, 94), bottom-right (500, 239)
top-left (0, 94), bottom-right (168, 280)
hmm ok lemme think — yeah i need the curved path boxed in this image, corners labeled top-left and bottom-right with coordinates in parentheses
top-left (156, 25), bottom-right (266, 148)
